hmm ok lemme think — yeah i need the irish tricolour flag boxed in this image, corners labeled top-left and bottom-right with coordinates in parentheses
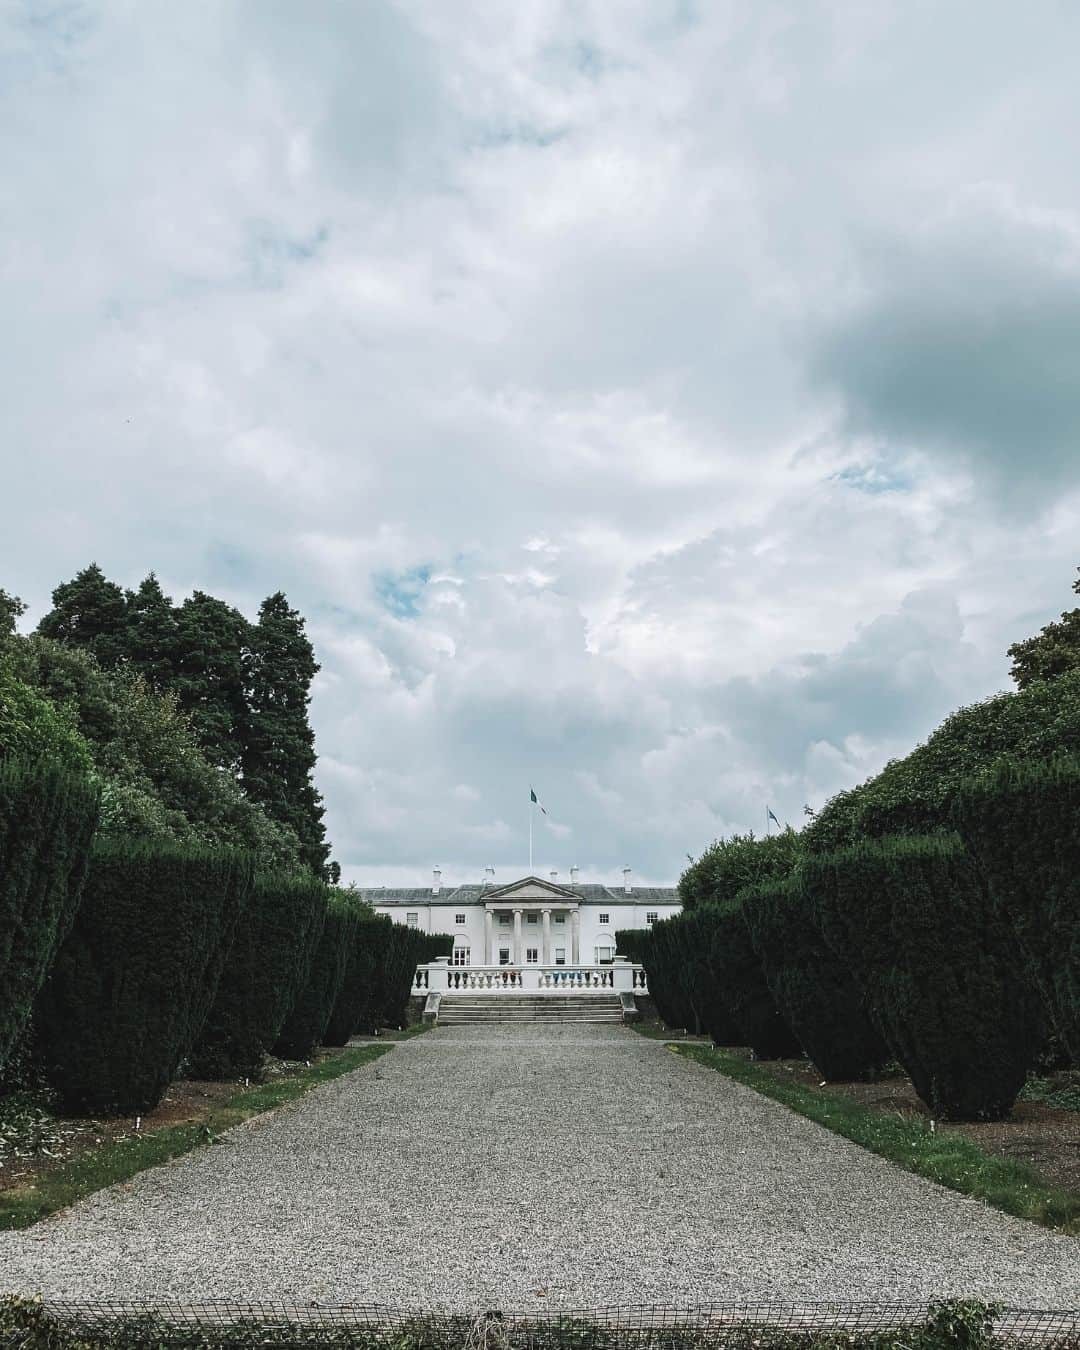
top-left (529, 787), bottom-right (547, 815)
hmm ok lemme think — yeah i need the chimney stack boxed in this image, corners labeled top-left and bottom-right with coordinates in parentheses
top-left (570, 865), bottom-right (579, 887)
top-left (483, 865), bottom-right (495, 887)
top-left (550, 869), bottom-right (558, 885)
top-left (623, 865), bottom-right (632, 895)
top-left (432, 866), bottom-right (442, 896)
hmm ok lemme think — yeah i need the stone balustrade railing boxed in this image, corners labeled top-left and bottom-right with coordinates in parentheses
top-left (413, 957), bottom-right (648, 995)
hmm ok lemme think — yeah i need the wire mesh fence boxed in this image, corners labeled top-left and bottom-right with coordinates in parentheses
top-left (2, 1300), bottom-right (1077, 1350)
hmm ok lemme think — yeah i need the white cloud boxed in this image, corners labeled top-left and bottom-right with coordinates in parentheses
top-left (3, 1), bottom-right (1080, 886)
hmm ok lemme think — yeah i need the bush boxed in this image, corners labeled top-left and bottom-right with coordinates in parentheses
top-left (804, 671), bottom-right (1080, 853)
top-left (700, 900), bottom-right (803, 1058)
top-left (741, 874), bottom-right (890, 1081)
top-left (0, 760), bottom-right (100, 1073)
top-left (953, 757), bottom-right (1080, 1062)
top-left (679, 828), bottom-right (801, 911)
top-left (617, 916), bottom-right (740, 1040)
top-left (366, 926), bottom-right (452, 1031)
top-left (187, 873), bottom-right (330, 1079)
top-left (33, 842), bottom-right (254, 1114)
top-left (807, 834), bottom-right (1044, 1119)
top-left (273, 894), bottom-right (359, 1059)
top-left (323, 912), bottom-right (388, 1045)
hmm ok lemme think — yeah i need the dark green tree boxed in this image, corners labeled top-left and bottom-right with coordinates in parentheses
top-left (0, 589), bottom-right (26, 637)
top-left (36, 564), bottom-right (129, 670)
top-left (171, 591), bottom-right (250, 769)
top-left (1008, 567), bottom-right (1080, 689)
top-left (124, 573), bottom-right (179, 692)
top-left (242, 593), bottom-right (329, 876)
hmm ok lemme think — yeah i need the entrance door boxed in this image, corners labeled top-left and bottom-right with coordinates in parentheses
top-left (498, 945), bottom-right (512, 965)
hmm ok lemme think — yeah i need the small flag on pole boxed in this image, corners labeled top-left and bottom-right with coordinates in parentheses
top-left (767, 807), bottom-right (781, 827)
top-left (530, 787), bottom-right (547, 815)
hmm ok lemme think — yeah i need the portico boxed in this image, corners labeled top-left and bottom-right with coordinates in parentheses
top-left (481, 877), bottom-right (583, 965)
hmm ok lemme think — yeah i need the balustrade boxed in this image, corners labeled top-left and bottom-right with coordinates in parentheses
top-left (416, 959), bottom-right (647, 995)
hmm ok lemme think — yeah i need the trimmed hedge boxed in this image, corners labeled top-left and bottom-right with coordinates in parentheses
top-left (0, 760), bottom-right (99, 1073)
top-left (273, 894), bottom-right (358, 1059)
top-left (33, 842), bottom-right (254, 1114)
top-left (369, 924), bottom-right (451, 1032)
top-left (741, 874), bottom-right (890, 1081)
top-left (187, 873), bottom-right (330, 1079)
top-left (679, 827), bottom-right (801, 911)
top-left (804, 670), bottom-right (1080, 854)
top-left (617, 918), bottom-right (699, 1034)
top-left (323, 913), bottom-right (387, 1045)
top-left (807, 834), bottom-right (1044, 1120)
top-left (701, 900), bottom-right (803, 1058)
top-left (953, 757), bottom-right (1080, 1062)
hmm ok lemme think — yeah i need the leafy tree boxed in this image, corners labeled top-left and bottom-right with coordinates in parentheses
top-left (171, 591), bottom-right (251, 770)
top-left (1008, 567), bottom-right (1080, 689)
top-left (242, 593), bottom-right (329, 876)
top-left (679, 827), bottom-right (801, 910)
top-left (124, 573), bottom-right (179, 692)
top-left (36, 564), bottom-right (129, 670)
top-left (0, 651), bottom-right (94, 773)
top-left (0, 589), bottom-right (26, 637)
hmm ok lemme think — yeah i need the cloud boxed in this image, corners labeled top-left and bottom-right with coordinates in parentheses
top-left (3, 1), bottom-right (1080, 886)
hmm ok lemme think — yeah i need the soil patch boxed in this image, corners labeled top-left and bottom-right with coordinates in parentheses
top-left (753, 1057), bottom-right (1080, 1192)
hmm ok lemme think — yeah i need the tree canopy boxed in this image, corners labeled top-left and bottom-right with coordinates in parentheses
top-left (1008, 566), bottom-right (1080, 689)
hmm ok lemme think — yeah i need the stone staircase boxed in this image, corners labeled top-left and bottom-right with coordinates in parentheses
top-left (437, 994), bottom-right (625, 1026)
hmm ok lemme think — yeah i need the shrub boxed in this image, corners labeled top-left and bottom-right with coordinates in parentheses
top-left (804, 671), bottom-right (1080, 854)
top-left (323, 912), bottom-right (387, 1045)
top-left (273, 894), bottom-right (359, 1059)
top-left (741, 874), bottom-right (890, 1081)
top-left (953, 757), bottom-right (1080, 1062)
top-left (616, 918), bottom-right (694, 1032)
top-left (33, 842), bottom-right (254, 1114)
top-left (679, 827), bottom-right (801, 911)
top-left (807, 834), bottom-right (1044, 1119)
top-left (0, 760), bottom-right (100, 1073)
top-left (700, 900), bottom-right (803, 1058)
top-left (364, 926), bottom-right (452, 1031)
top-left (187, 873), bottom-right (330, 1078)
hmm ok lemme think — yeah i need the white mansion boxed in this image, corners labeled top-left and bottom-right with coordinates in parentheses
top-left (363, 868), bottom-right (680, 969)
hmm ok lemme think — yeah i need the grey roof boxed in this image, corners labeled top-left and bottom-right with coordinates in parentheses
top-left (360, 882), bottom-right (678, 906)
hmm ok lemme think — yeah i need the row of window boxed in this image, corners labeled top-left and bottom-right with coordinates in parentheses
top-left (408, 911), bottom-right (657, 928)
top-left (449, 946), bottom-right (616, 967)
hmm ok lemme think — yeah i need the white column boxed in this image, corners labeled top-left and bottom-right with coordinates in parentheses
top-left (484, 908), bottom-right (494, 965)
top-left (571, 909), bottom-right (580, 965)
top-left (542, 908), bottom-right (552, 964)
top-left (513, 908), bottom-right (523, 964)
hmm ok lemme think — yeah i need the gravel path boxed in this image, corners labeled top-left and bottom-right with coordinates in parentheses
top-left (2, 1024), bottom-right (1078, 1309)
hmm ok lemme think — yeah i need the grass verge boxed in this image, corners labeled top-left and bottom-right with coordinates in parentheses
top-left (670, 1042), bottom-right (1080, 1235)
top-left (0, 1044), bottom-right (390, 1231)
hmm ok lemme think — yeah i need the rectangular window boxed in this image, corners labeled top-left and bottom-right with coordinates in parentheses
top-left (499, 913), bottom-right (511, 926)
top-left (526, 947), bottom-right (538, 963)
top-left (527, 913), bottom-right (538, 924)
top-left (406, 912), bottom-right (418, 928)
top-left (555, 914), bottom-right (565, 924)
top-left (554, 947), bottom-right (566, 965)
top-left (498, 946), bottom-right (511, 965)
top-left (455, 913), bottom-right (466, 925)
top-left (595, 946), bottom-right (614, 964)
top-left (646, 911), bottom-right (657, 926)
top-left (452, 947), bottom-right (469, 966)
top-left (598, 913), bottom-right (609, 924)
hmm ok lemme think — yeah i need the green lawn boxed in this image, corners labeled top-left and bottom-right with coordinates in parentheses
top-left (670, 1042), bottom-right (1080, 1235)
top-left (0, 1043), bottom-right (390, 1230)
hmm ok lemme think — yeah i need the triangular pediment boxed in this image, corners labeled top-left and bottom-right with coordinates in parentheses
top-left (483, 875), bottom-right (579, 901)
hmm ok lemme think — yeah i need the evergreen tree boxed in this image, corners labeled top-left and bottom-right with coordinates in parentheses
top-left (37, 564), bottom-right (129, 669)
top-left (1008, 565), bottom-right (1080, 688)
top-left (171, 591), bottom-right (250, 770)
top-left (242, 592), bottom-right (329, 876)
top-left (124, 573), bottom-right (178, 692)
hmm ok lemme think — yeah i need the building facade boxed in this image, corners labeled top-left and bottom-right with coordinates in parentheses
top-left (362, 868), bottom-right (679, 968)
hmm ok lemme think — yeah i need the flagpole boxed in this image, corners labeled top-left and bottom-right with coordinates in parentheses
top-left (529, 792), bottom-right (533, 872)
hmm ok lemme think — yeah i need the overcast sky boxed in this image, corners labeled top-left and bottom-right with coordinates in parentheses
top-left (4, 2), bottom-right (1080, 886)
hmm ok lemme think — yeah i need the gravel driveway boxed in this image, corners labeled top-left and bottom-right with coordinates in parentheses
top-left (1, 1024), bottom-right (1078, 1309)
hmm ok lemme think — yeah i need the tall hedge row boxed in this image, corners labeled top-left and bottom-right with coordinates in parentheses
top-left (187, 873), bottom-right (330, 1079)
top-left (701, 901), bottom-right (802, 1059)
top-left (617, 917), bottom-right (699, 1034)
top-left (323, 914), bottom-right (389, 1045)
top-left (742, 875), bottom-right (890, 1081)
top-left (34, 843), bottom-right (254, 1114)
top-left (0, 760), bottom-right (99, 1073)
top-left (273, 895), bottom-right (359, 1060)
top-left (953, 757), bottom-right (1080, 1063)
top-left (807, 835), bottom-right (1044, 1120)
